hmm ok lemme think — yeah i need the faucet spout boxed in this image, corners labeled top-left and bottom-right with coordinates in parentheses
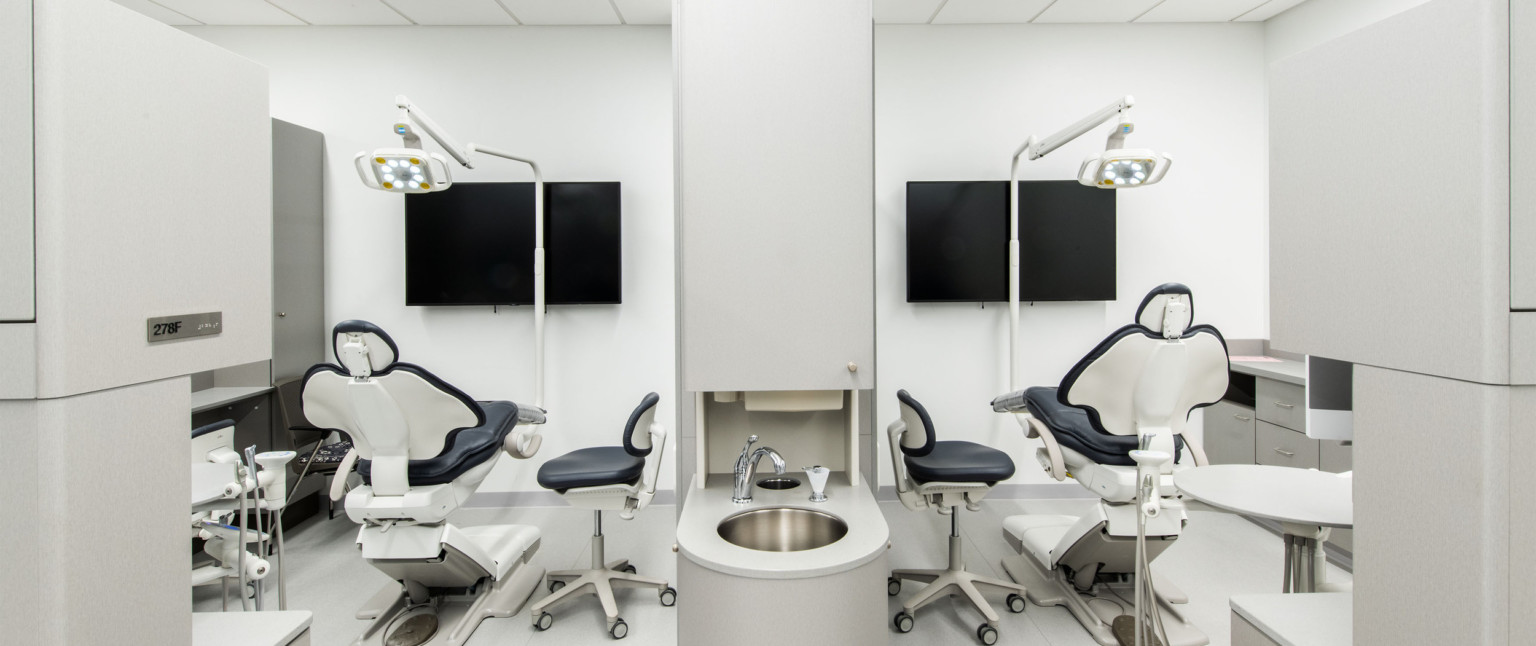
top-left (732, 439), bottom-right (786, 503)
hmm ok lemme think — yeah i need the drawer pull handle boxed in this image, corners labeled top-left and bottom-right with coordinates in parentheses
top-left (1273, 448), bottom-right (1296, 457)
top-left (1234, 414), bottom-right (1252, 422)
top-left (1274, 401), bottom-right (1295, 409)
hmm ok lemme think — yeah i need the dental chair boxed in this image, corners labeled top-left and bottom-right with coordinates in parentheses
top-left (301, 320), bottom-right (547, 646)
top-left (886, 389), bottom-right (1030, 646)
top-left (529, 392), bottom-right (676, 640)
top-left (989, 283), bottom-right (1228, 646)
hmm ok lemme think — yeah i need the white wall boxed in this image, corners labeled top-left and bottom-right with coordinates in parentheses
top-left (874, 24), bottom-right (1269, 488)
top-left (186, 26), bottom-right (676, 494)
top-left (1266, 0), bottom-right (1435, 61)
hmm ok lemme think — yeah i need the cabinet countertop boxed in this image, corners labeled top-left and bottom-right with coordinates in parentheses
top-left (1230, 357), bottom-right (1306, 386)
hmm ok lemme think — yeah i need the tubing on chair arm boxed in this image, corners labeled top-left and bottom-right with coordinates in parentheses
top-left (886, 420), bottom-right (926, 511)
top-left (1022, 414), bottom-right (1067, 482)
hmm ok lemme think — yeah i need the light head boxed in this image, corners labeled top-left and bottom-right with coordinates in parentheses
top-left (1077, 121), bottom-right (1172, 189)
top-left (353, 148), bottom-right (452, 194)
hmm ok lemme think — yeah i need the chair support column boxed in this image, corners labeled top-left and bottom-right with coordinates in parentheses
top-left (592, 510), bottom-right (605, 570)
top-left (949, 512), bottom-right (963, 571)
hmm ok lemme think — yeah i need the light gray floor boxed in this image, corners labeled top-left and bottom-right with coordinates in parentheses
top-left (194, 498), bottom-right (1348, 646)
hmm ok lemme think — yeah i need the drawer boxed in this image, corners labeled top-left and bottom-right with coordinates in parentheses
top-left (1256, 378), bottom-right (1306, 432)
top-left (1255, 420), bottom-right (1319, 470)
top-left (1319, 441), bottom-right (1352, 473)
top-left (1204, 400), bottom-right (1256, 465)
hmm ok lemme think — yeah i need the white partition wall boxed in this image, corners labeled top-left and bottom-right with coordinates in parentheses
top-left (0, 1), bottom-right (271, 644)
top-left (1269, 0), bottom-right (1530, 642)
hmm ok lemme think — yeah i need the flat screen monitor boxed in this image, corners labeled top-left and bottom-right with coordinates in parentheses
top-left (905, 180), bottom-right (1115, 303)
top-left (405, 182), bottom-right (621, 306)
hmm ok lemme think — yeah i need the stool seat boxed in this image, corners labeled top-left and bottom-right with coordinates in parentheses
top-left (537, 446), bottom-right (644, 493)
top-left (904, 440), bottom-right (1015, 484)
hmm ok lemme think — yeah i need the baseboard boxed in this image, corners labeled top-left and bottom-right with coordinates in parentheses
top-left (875, 483), bottom-right (1097, 502)
top-left (464, 489), bottom-right (677, 509)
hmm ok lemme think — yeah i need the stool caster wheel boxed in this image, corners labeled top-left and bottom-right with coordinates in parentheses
top-left (1006, 593), bottom-right (1026, 613)
top-left (659, 587), bottom-right (677, 607)
top-left (887, 577), bottom-right (901, 596)
top-left (533, 612), bottom-right (553, 631)
top-left (976, 623), bottom-right (998, 645)
top-left (609, 618), bottom-right (628, 639)
top-left (621, 564), bottom-right (637, 574)
top-left (548, 580), bottom-right (565, 594)
top-left (894, 611), bottom-right (914, 633)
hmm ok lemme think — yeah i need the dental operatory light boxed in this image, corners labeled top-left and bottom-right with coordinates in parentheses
top-left (1006, 95), bottom-right (1172, 390)
top-left (353, 96), bottom-right (550, 415)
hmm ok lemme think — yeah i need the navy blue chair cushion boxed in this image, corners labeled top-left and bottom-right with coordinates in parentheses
top-left (536, 446), bottom-right (645, 493)
top-left (357, 400), bottom-right (519, 487)
top-left (904, 441), bottom-right (1015, 484)
top-left (1022, 386), bottom-right (1183, 467)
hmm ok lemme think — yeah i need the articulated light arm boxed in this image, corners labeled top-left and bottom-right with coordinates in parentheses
top-left (394, 95), bottom-right (474, 169)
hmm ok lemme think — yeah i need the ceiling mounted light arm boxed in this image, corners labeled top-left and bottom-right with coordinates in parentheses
top-left (1007, 95), bottom-right (1171, 394)
top-left (353, 97), bottom-right (550, 418)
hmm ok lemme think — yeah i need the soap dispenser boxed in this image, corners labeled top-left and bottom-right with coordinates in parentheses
top-left (803, 465), bottom-right (830, 502)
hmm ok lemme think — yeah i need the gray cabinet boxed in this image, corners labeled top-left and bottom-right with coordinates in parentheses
top-left (676, 0), bottom-right (873, 393)
top-left (271, 119), bottom-right (325, 382)
top-left (1319, 440), bottom-right (1352, 474)
top-left (1204, 400), bottom-right (1256, 465)
top-left (1255, 379), bottom-right (1306, 434)
top-left (1255, 420), bottom-right (1319, 470)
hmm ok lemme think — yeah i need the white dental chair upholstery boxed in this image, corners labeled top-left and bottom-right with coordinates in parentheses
top-left (886, 390), bottom-right (1029, 646)
top-left (529, 392), bottom-right (676, 640)
top-left (301, 320), bottom-right (545, 646)
top-left (990, 283), bottom-right (1228, 646)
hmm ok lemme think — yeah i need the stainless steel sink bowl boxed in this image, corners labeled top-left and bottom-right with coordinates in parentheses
top-left (717, 507), bottom-right (848, 552)
top-left (756, 477), bottom-right (801, 490)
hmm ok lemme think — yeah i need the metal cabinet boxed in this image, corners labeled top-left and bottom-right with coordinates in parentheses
top-left (1255, 378), bottom-right (1306, 434)
top-left (1255, 420), bottom-right (1320, 469)
top-left (1204, 400), bottom-right (1256, 465)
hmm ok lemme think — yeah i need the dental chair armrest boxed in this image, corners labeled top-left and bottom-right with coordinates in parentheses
top-left (991, 389), bottom-right (1032, 413)
top-left (501, 403), bottom-right (548, 459)
top-left (1181, 433), bottom-right (1209, 467)
top-left (331, 449), bottom-right (359, 502)
top-left (1020, 414), bottom-right (1067, 482)
top-left (513, 403), bottom-right (546, 425)
top-left (886, 420), bottom-right (926, 511)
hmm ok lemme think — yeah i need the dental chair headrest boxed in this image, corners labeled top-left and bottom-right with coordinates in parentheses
top-left (332, 320), bottom-right (399, 377)
top-left (1135, 283), bottom-right (1194, 339)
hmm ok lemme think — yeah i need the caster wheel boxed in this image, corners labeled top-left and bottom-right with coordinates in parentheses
top-left (977, 624), bottom-right (998, 645)
top-left (1006, 593), bottom-right (1026, 614)
top-left (659, 587), bottom-right (677, 607)
top-left (533, 612), bottom-right (553, 632)
top-left (245, 582), bottom-right (258, 600)
top-left (893, 611), bottom-right (914, 633)
top-left (887, 577), bottom-right (901, 596)
top-left (621, 564), bottom-right (637, 574)
top-left (548, 580), bottom-right (566, 594)
top-left (609, 618), bottom-right (628, 639)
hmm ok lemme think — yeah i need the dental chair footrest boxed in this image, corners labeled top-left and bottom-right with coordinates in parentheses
top-left (461, 525), bottom-right (540, 581)
top-left (1003, 515), bottom-right (1077, 568)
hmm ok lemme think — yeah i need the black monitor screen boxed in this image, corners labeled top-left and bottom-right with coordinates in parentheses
top-left (405, 182), bottom-right (621, 306)
top-left (906, 180), bottom-right (1115, 302)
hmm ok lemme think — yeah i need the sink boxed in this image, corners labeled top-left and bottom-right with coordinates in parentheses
top-left (717, 507), bottom-right (848, 552)
top-left (756, 477), bottom-right (800, 490)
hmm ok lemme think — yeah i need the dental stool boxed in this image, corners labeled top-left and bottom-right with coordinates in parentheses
top-left (301, 320), bottom-right (547, 646)
top-left (886, 389), bottom-right (1030, 646)
top-left (530, 392), bottom-right (676, 640)
top-left (989, 283), bottom-right (1229, 646)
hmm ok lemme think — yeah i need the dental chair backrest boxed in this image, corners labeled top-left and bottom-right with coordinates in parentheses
top-left (1059, 283), bottom-right (1229, 460)
top-left (301, 320), bottom-right (487, 496)
top-left (624, 392), bottom-right (660, 458)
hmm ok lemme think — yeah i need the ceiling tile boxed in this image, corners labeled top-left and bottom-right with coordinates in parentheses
top-left (154, 0), bottom-right (306, 25)
top-left (384, 0), bottom-right (517, 25)
top-left (1234, 0), bottom-right (1309, 21)
top-left (267, 0), bottom-right (410, 25)
top-left (875, 0), bottom-right (946, 24)
top-left (932, 0), bottom-right (1055, 24)
top-left (113, 0), bottom-right (202, 25)
top-left (1033, 0), bottom-right (1163, 23)
top-left (613, 0), bottom-right (670, 25)
top-left (501, 0), bottom-right (620, 25)
top-left (1137, 0), bottom-right (1270, 22)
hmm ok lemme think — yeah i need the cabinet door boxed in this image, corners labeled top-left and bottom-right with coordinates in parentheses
top-left (271, 120), bottom-right (325, 381)
top-left (677, 0), bottom-right (873, 392)
top-left (1204, 400), bottom-right (1256, 465)
top-left (1255, 378), bottom-right (1306, 433)
top-left (1255, 421), bottom-right (1319, 470)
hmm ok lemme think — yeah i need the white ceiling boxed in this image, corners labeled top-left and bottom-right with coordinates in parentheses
top-left (114, 0), bottom-right (1310, 26)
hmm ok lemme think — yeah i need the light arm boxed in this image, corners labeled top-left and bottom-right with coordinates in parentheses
top-left (394, 95), bottom-right (474, 168)
top-left (1025, 95), bottom-right (1134, 161)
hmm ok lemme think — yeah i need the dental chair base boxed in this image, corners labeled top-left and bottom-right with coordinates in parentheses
top-left (351, 524), bottom-right (544, 646)
top-left (1000, 549), bottom-right (1205, 646)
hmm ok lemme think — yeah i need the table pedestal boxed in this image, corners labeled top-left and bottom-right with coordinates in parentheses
top-left (1280, 523), bottom-right (1330, 593)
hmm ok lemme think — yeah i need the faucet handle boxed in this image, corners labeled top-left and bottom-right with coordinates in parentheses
top-left (741, 434), bottom-right (759, 453)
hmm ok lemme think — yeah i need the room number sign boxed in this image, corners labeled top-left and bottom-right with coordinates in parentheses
top-left (147, 312), bottom-right (222, 343)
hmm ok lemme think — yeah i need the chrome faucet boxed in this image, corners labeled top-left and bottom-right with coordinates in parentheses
top-left (732, 435), bottom-right (786, 503)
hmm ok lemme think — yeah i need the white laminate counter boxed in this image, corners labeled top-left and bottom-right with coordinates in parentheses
top-left (1230, 357), bottom-right (1306, 385)
top-left (676, 472), bottom-right (889, 580)
top-left (193, 610), bottom-right (312, 646)
top-left (1231, 593), bottom-right (1351, 646)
